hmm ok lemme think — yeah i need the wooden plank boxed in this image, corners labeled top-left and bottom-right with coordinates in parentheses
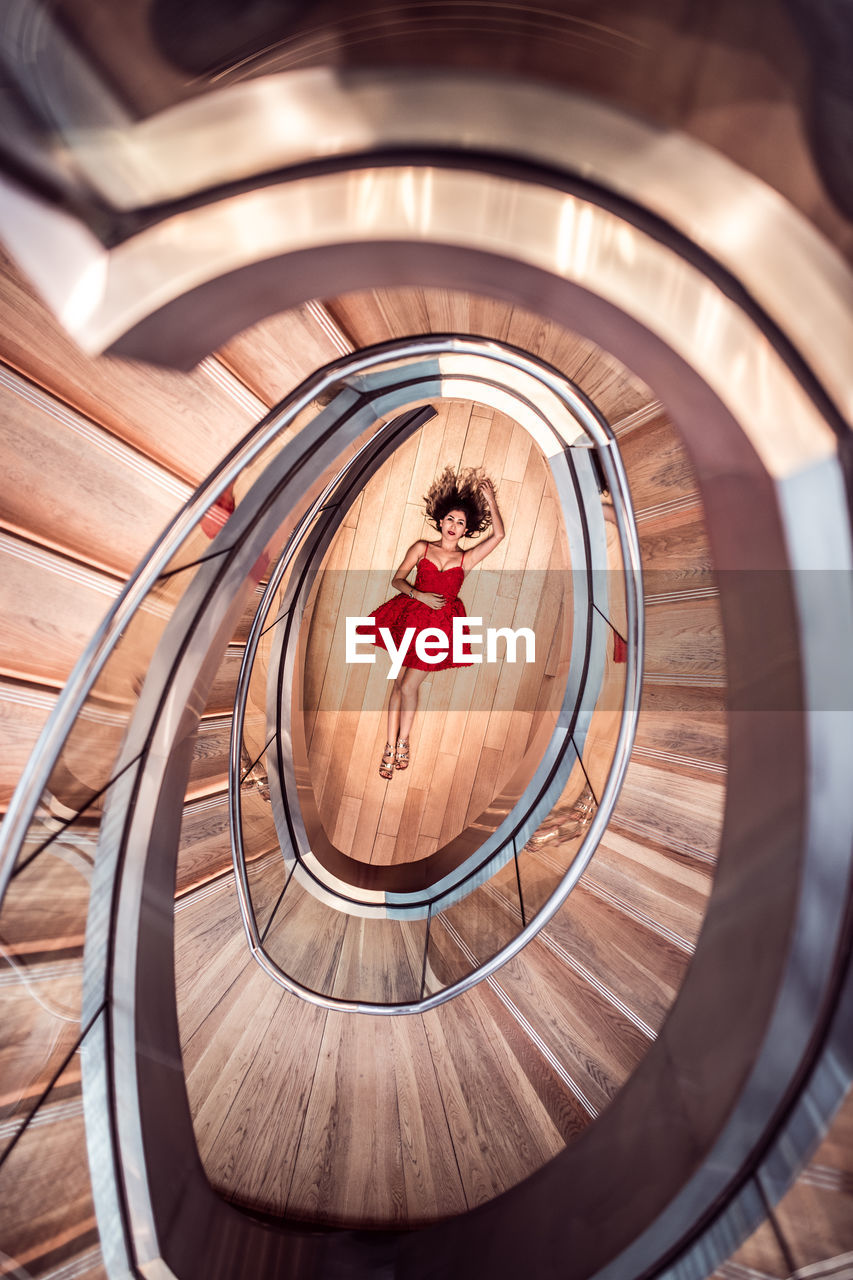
top-left (388, 1013), bottom-right (469, 1219)
top-left (493, 938), bottom-right (651, 1113)
top-left (188, 968), bottom-right (285, 1163)
top-left (332, 915), bottom-right (424, 1004)
top-left (611, 758), bottom-right (725, 861)
top-left (421, 984), bottom-right (564, 1206)
top-left (0, 680), bottom-right (57, 811)
top-left (644, 596), bottom-right (725, 677)
top-left (175, 882), bottom-right (252, 1046)
top-left (0, 533), bottom-right (120, 687)
top-left (540, 878), bottom-right (688, 1032)
top-left (286, 1011), bottom-right (408, 1225)
top-left (588, 829), bottom-right (712, 948)
top-left (639, 510), bottom-right (713, 576)
top-left (0, 368), bottom-right (188, 577)
top-left (187, 715), bottom-right (231, 795)
top-left (633, 684), bottom-right (727, 779)
top-left (618, 413), bottom-right (699, 512)
top-left (205, 644), bottom-right (244, 714)
top-left (216, 304), bottom-right (349, 405)
top-left (709, 1219), bottom-right (790, 1279)
top-left (204, 981), bottom-right (329, 1212)
top-left (176, 787), bottom-right (276, 895)
top-left (0, 1066), bottom-right (98, 1278)
top-left (0, 964), bottom-right (83, 1129)
top-left (0, 245), bottom-right (261, 483)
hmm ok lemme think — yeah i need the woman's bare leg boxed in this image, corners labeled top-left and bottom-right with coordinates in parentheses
top-left (385, 672), bottom-right (404, 748)
top-left (398, 668), bottom-right (429, 743)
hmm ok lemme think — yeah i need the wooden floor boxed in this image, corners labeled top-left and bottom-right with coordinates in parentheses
top-left (302, 399), bottom-right (570, 866)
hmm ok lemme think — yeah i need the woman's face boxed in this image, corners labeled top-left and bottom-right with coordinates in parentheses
top-left (440, 509), bottom-right (468, 542)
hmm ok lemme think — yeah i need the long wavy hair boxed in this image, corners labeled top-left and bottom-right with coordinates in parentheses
top-left (424, 466), bottom-right (495, 539)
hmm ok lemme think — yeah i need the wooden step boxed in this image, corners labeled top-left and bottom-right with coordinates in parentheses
top-left (0, 244), bottom-right (262, 483)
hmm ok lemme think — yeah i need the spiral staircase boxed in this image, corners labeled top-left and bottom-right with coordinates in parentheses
top-left (2, 3), bottom-right (853, 1279)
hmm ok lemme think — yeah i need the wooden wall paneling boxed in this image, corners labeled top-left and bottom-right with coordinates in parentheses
top-left (0, 964), bottom-right (83, 1140)
top-left (322, 291), bottom-right (393, 347)
top-left (369, 286), bottom-right (433, 339)
top-left (564, 341), bottom-right (652, 425)
top-left (0, 252), bottom-right (258, 486)
top-left (421, 287), bottom-right (509, 341)
top-left (215, 303), bottom-right (352, 407)
top-left (325, 288), bottom-right (656, 431)
top-left (0, 681), bottom-right (57, 811)
top-left (0, 1060), bottom-right (97, 1280)
top-left (0, 369), bottom-right (190, 577)
top-left (0, 249), bottom-right (261, 484)
top-left (0, 533), bottom-right (121, 687)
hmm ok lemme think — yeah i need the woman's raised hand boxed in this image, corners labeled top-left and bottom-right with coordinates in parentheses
top-left (479, 477), bottom-right (497, 507)
top-left (419, 591), bottom-right (446, 611)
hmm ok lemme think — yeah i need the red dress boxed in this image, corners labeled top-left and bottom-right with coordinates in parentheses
top-left (370, 556), bottom-right (474, 671)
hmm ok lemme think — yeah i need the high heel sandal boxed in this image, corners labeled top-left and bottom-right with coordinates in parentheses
top-left (395, 738), bottom-right (410, 771)
top-left (379, 743), bottom-right (395, 781)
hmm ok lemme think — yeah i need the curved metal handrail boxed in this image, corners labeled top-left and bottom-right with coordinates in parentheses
top-left (0, 346), bottom-right (396, 892)
top-left (228, 335), bottom-right (643, 1013)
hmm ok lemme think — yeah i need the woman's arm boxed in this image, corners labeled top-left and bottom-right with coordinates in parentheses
top-left (461, 479), bottom-right (505, 571)
top-left (390, 541), bottom-right (445, 610)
